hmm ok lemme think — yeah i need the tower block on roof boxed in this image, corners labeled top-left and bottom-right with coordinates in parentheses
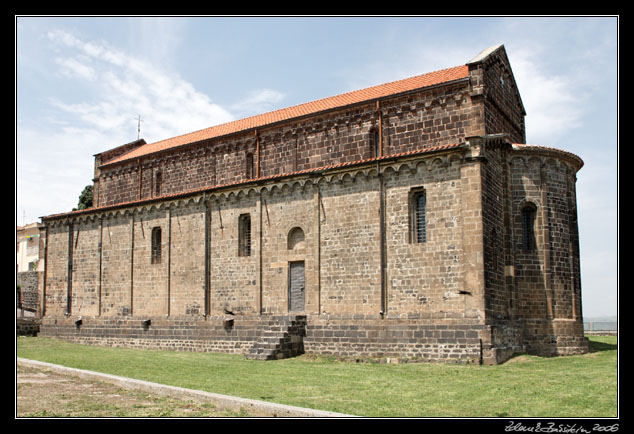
top-left (39, 45), bottom-right (587, 364)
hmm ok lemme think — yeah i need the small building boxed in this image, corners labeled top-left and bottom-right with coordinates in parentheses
top-left (37, 45), bottom-right (588, 364)
top-left (17, 222), bottom-right (41, 272)
top-left (17, 222), bottom-right (43, 324)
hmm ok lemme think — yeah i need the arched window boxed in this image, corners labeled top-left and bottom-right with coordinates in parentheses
top-left (409, 189), bottom-right (427, 243)
top-left (151, 227), bottom-right (162, 264)
top-left (521, 203), bottom-right (537, 251)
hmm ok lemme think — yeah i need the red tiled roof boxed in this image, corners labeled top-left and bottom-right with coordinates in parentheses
top-left (103, 65), bottom-right (470, 167)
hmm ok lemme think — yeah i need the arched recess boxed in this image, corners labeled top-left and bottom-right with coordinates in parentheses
top-left (287, 226), bottom-right (305, 251)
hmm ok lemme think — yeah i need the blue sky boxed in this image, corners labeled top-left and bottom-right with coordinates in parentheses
top-left (15, 16), bottom-right (618, 318)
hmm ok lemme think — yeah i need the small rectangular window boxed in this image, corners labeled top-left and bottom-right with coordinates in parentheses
top-left (238, 214), bottom-right (251, 256)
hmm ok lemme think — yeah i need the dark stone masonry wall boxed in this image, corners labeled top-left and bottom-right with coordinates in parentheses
top-left (39, 315), bottom-right (494, 364)
top-left (38, 45), bottom-right (587, 364)
top-left (304, 317), bottom-right (489, 363)
top-left (17, 319), bottom-right (41, 336)
top-left (39, 317), bottom-right (258, 354)
top-left (17, 271), bottom-right (40, 312)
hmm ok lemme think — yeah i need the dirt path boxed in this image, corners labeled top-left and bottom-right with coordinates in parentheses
top-left (16, 363), bottom-right (251, 418)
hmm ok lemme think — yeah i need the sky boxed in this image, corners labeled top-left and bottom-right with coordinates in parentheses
top-left (15, 16), bottom-right (618, 319)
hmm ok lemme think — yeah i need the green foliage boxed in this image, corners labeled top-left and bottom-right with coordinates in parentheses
top-left (74, 185), bottom-right (93, 211)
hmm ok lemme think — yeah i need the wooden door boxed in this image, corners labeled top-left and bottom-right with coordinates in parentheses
top-left (288, 261), bottom-right (305, 312)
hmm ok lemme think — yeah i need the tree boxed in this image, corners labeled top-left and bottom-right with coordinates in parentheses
top-left (74, 185), bottom-right (93, 211)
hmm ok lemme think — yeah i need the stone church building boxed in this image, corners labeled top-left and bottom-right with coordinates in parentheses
top-left (37, 45), bottom-right (588, 364)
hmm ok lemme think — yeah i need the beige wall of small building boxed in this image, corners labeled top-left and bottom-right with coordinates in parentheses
top-left (17, 223), bottom-right (41, 272)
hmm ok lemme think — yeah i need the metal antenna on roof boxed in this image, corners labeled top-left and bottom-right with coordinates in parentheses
top-left (135, 114), bottom-right (144, 140)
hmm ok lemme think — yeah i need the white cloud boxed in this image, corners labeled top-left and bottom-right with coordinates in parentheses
top-left (17, 125), bottom-right (123, 221)
top-left (55, 57), bottom-right (96, 80)
top-left (230, 88), bottom-right (286, 118)
top-left (510, 50), bottom-right (584, 145)
top-left (128, 17), bottom-right (186, 70)
top-left (46, 29), bottom-right (235, 143)
top-left (18, 28), bottom-right (285, 222)
top-left (18, 29), bottom-right (240, 221)
top-left (339, 38), bottom-right (586, 148)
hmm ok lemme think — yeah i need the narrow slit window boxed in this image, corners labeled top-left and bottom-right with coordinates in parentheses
top-left (151, 227), bottom-right (162, 264)
top-left (246, 153), bottom-right (254, 179)
top-left (521, 204), bottom-right (537, 251)
top-left (370, 128), bottom-right (380, 158)
top-left (414, 192), bottom-right (427, 243)
top-left (410, 189), bottom-right (427, 244)
top-left (154, 171), bottom-right (162, 197)
top-left (239, 214), bottom-right (251, 257)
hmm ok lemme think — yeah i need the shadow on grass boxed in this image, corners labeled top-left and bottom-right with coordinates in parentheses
top-left (588, 338), bottom-right (617, 353)
top-left (501, 336), bottom-right (616, 364)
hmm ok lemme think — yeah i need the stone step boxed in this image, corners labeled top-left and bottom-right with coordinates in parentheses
top-left (245, 315), bottom-right (306, 361)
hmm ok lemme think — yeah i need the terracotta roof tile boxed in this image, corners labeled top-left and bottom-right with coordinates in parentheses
top-left (103, 65), bottom-right (469, 166)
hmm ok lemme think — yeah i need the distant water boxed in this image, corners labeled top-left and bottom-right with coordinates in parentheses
top-left (583, 316), bottom-right (617, 331)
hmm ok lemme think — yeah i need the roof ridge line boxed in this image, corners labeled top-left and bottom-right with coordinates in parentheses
top-left (101, 64), bottom-right (469, 167)
top-left (145, 64), bottom-right (467, 147)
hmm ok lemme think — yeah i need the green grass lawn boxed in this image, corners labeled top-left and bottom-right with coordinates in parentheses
top-left (16, 335), bottom-right (617, 417)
